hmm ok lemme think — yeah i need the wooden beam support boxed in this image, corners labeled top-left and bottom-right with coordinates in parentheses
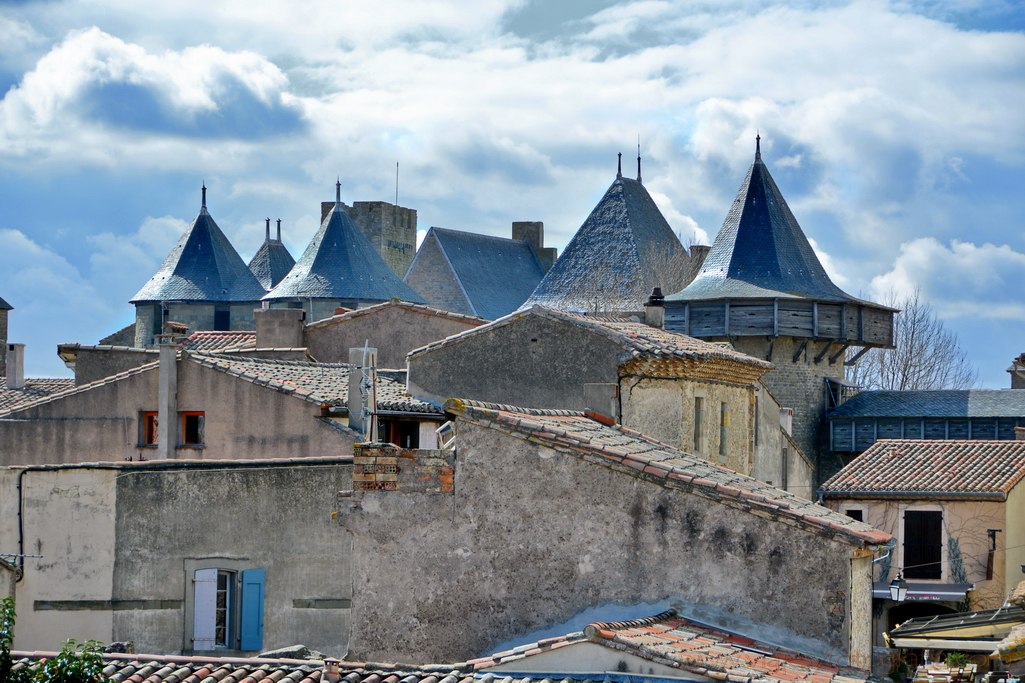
top-left (791, 339), bottom-right (808, 363)
top-left (828, 343), bottom-right (850, 364)
top-left (844, 345), bottom-right (872, 366)
top-left (764, 337), bottom-right (774, 361)
top-left (813, 340), bottom-right (833, 364)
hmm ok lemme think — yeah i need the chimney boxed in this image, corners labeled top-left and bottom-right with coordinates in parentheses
top-left (689, 244), bottom-right (711, 270)
top-left (643, 287), bottom-right (665, 328)
top-left (780, 407), bottom-right (794, 436)
top-left (254, 308), bottom-right (305, 348)
top-left (157, 342), bottom-right (178, 459)
top-left (322, 659), bottom-right (341, 683)
top-left (348, 346), bottom-right (378, 437)
top-left (6, 343), bottom-right (25, 389)
top-left (583, 383), bottom-right (619, 424)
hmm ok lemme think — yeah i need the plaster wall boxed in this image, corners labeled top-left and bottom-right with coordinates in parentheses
top-left (6, 467), bottom-right (118, 650)
top-left (407, 315), bottom-right (622, 408)
top-left (1003, 484), bottom-right (1025, 599)
top-left (306, 307), bottom-right (481, 368)
top-left (341, 421), bottom-right (860, 664)
top-left (404, 234), bottom-right (473, 316)
top-left (72, 348), bottom-right (157, 385)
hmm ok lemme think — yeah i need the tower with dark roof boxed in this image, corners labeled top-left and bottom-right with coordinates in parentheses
top-left (263, 181), bottom-right (425, 320)
top-left (248, 218), bottom-right (296, 291)
top-left (130, 186), bottom-right (266, 347)
top-left (525, 154), bottom-right (700, 313)
top-left (664, 137), bottom-right (895, 482)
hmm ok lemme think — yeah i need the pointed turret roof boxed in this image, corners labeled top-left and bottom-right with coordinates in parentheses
top-left (131, 186), bottom-right (266, 304)
top-left (525, 156), bottom-right (684, 312)
top-left (0, 296), bottom-right (11, 310)
top-left (263, 182), bottom-right (424, 304)
top-left (668, 137), bottom-right (859, 304)
top-left (248, 218), bottom-right (296, 291)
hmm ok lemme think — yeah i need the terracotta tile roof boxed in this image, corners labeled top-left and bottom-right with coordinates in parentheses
top-left (0, 362), bottom-right (159, 416)
top-left (470, 610), bottom-right (867, 683)
top-left (819, 439), bottom-right (1025, 500)
top-left (178, 330), bottom-right (257, 352)
top-left (409, 305), bottom-right (770, 370)
top-left (445, 399), bottom-right (890, 547)
top-left (190, 353), bottom-right (441, 414)
top-left (307, 300), bottom-right (487, 329)
top-left (9, 652), bottom-right (591, 683)
top-left (0, 377), bottom-right (77, 412)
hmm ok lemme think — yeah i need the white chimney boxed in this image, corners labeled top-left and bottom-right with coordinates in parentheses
top-left (6, 343), bottom-right (25, 389)
top-left (779, 407), bottom-right (793, 436)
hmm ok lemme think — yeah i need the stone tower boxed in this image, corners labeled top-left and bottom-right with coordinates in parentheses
top-left (320, 200), bottom-right (417, 278)
top-left (663, 137), bottom-right (895, 483)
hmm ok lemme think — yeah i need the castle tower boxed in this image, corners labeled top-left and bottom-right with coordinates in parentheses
top-left (320, 200), bottom-right (417, 278)
top-left (266, 181), bottom-right (425, 321)
top-left (525, 153), bottom-right (694, 313)
top-left (130, 185), bottom-right (266, 347)
top-left (663, 137), bottom-right (895, 482)
top-left (248, 218), bottom-right (296, 291)
top-left (0, 296), bottom-right (11, 379)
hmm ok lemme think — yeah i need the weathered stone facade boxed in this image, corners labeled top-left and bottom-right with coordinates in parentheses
top-left (134, 303), bottom-right (259, 348)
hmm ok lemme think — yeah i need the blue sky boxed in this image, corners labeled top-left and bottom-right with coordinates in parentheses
top-left (1, 0), bottom-right (1023, 384)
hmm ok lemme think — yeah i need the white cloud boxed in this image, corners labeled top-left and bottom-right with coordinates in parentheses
top-left (871, 238), bottom-right (1025, 319)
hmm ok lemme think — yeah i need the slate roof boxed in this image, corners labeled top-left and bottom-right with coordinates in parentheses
top-left (470, 610), bottom-right (867, 683)
top-left (0, 295), bottom-right (11, 310)
top-left (409, 305), bottom-right (771, 371)
top-left (819, 439), bottom-right (1025, 500)
top-left (0, 378), bottom-right (76, 412)
top-left (189, 352), bottom-right (441, 414)
top-left (828, 390), bottom-right (1025, 418)
top-left (307, 300), bottom-right (487, 329)
top-left (412, 227), bottom-right (547, 320)
top-left (445, 399), bottom-right (890, 547)
top-left (667, 140), bottom-right (886, 308)
top-left (525, 170), bottom-right (685, 312)
top-left (131, 190), bottom-right (266, 304)
top-left (264, 187), bottom-right (425, 304)
top-left (178, 330), bottom-right (257, 352)
top-left (248, 221), bottom-right (297, 290)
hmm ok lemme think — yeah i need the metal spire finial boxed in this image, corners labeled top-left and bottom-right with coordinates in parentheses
top-left (276, 218), bottom-right (282, 241)
top-left (756, 132), bottom-right (761, 161)
top-left (335, 178), bottom-right (341, 205)
top-left (265, 217), bottom-right (271, 241)
top-left (617, 153), bottom-right (622, 179)
top-left (201, 182), bottom-right (207, 209)
top-left (636, 137), bottom-right (642, 184)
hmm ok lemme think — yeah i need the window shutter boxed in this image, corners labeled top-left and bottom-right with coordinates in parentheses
top-left (193, 568), bottom-right (218, 651)
top-left (239, 568), bottom-right (265, 651)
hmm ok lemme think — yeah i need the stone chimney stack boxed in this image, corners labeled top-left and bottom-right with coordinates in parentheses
top-left (255, 308), bottom-right (305, 348)
top-left (689, 244), bottom-right (711, 271)
top-left (513, 221), bottom-right (558, 272)
top-left (644, 287), bottom-right (665, 328)
top-left (6, 343), bottom-right (25, 390)
top-left (157, 342), bottom-right (178, 459)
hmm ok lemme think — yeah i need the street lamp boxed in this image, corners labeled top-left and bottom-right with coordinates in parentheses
top-left (890, 573), bottom-right (908, 603)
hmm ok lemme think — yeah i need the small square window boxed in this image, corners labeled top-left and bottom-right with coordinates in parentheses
top-left (139, 411), bottom-right (159, 447)
top-left (180, 412), bottom-right (205, 447)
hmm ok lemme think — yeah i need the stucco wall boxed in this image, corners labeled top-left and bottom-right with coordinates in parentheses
top-left (306, 307), bottom-right (481, 368)
top-left (73, 348), bottom-right (158, 385)
top-left (1005, 485), bottom-right (1025, 599)
top-left (408, 315), bottom-right (623, 409)
top-left (341, 422), bottom-right (860, 664)
top-left (3, 461), bottom-right (353, 655)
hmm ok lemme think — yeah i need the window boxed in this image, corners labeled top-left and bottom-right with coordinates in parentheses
top-left (781, 444), bottom-right (789, 491)
top-left (189, 565), bottom-right (264, 652)
top-left (380, 420), bottom-right (420, 449)
top-left (904, 510), bottom-right (943, 579)
top-left (693, 397), bottom-right (704, 452)
top-left (180, 412), bottom-right (205, 447)
top-left (842, 507), bottom-right (864, 522)
top-left (214, 306), bottom-right (230, 331)
top-left (719, 402), bottom-right (729, 459)
top-left (139, 411), bottom-right (159, 447)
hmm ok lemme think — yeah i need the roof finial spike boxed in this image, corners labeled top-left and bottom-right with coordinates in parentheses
top-left (617, 152), bottom-right (622, 179)
top-left (636, 137), bottom-right (642, 184)
top-left (201, 182), bottom-right (207, 209)
top-left (265, 217), bottom-right (270, 240)
top-left (335, 177), bottom-right (341, 205)
top-left (276, 218), bottom-right (282, 242)
top-left (755, 132), bottom-right (761, 161)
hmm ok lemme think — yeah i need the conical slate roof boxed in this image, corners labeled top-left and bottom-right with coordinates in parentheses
top-left (0, 296), bottom-right (11, 310)
top-left (667, 139), bottom-right (856, 304)
top-left (131, 187), bottom-right (266, 304)
top-left (248, 219), bottom-right (296, 291)
top-left (525, 158), bottom-right (684, 312)
top-left (264, 184), bottom-right (425, 304)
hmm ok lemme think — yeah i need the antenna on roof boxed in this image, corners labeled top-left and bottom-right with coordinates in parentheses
top-left (395, 161), bottom-right (399, 206)
top-left (276, 219), bottom-right (282, 241)
top-left (636, 136), bottom-right (642, 184)
top-left (756, 132), bottom-right (761, 162)
top-left (201, 182), bottom-right (207, 209)
top-left (265, 217), bottom-right (271, 241)
top-left (617, 153), bottom-right (622, 179)
top-left (335, 177), bottom-right (341, 205)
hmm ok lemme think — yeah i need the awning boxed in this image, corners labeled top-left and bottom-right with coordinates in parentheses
top-left (873, 581), bottom-right (974, 602)
top-left (886, 605), bottom-right (1025, 652)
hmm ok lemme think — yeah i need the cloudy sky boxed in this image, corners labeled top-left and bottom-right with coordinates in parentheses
top-left (1, 0), bottom-right (1023, 384)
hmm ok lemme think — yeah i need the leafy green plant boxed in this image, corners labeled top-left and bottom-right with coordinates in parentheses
top-left (945, 652), bottom-right (970, 669)
top-left (888, 659), bottom-right (910, 683)
top-left (1, 596), bottom-right (108, 683)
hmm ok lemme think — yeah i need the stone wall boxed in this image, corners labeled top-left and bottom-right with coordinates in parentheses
top-left (72, 347), bottom-right (157, 385)
top-left (134, 303), bottom-right (260, 348)
top-left (340, 426), bottom-right (864, 664)
top-left (321, 201), bottom-right (417, 278)
top-left (403, 233), bottom-right (473, 316)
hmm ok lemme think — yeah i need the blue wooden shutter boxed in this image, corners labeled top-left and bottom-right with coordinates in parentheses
top-left (239, 568), bottom-right (265, 651)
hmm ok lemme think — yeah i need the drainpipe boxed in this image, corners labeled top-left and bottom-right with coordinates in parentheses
top-left (157, 343), bottom-right (177, 459)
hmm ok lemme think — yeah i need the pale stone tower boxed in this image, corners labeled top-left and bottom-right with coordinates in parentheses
top-left (663, 137), bottom-right (896, 483)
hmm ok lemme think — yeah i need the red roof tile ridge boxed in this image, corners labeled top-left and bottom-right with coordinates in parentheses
top-left (584, 609), bottom-right (679, 636)
top-left (446, 398), bottom-right (585, 418)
